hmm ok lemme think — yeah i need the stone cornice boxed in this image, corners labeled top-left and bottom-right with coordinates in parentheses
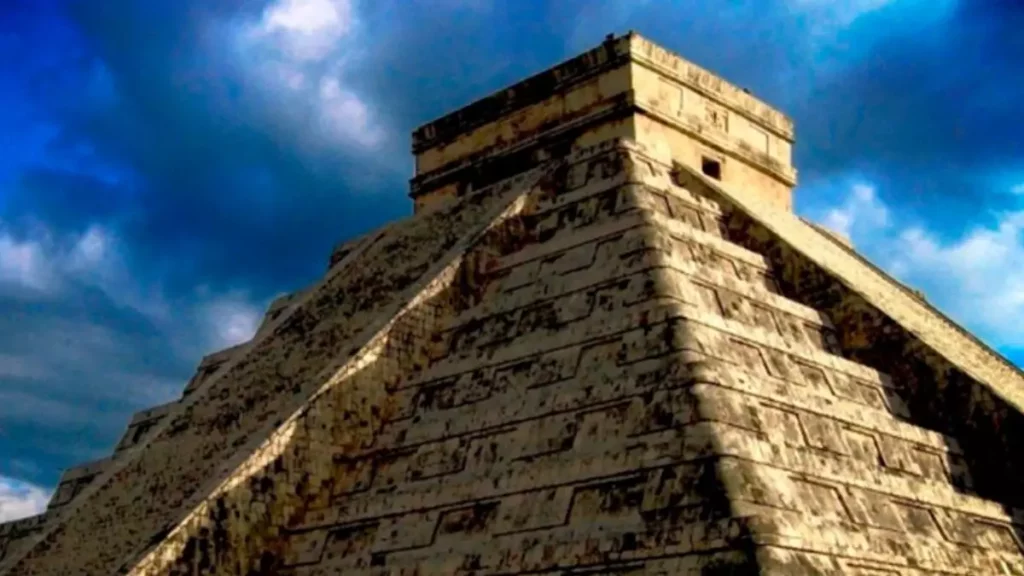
top-left (411, 35), bottom-right (631, 154)
top-left (411, 32), bottom-right (793, 155)
top-left (626, 34), bottom-right (794, 140)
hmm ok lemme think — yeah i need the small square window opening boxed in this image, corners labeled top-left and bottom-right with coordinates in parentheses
top-left (702, 157), bottom-right (722, 180)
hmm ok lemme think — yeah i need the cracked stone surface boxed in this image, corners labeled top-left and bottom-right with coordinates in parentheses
top-left (3, 32), bottom-right (1022, 576)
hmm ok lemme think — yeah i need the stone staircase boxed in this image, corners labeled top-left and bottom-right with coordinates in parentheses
top-left (3, 141), bottom-right (1023, 574)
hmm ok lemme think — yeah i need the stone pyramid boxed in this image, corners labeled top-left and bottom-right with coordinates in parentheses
top-left (3, 32), bottom-right (1024, 575)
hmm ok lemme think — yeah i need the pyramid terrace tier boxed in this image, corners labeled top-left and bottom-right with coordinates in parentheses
top-left (5, 140), bottom-right (1024, 575)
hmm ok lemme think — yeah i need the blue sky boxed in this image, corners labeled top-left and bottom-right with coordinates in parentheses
top-left (0, 0), bottom-right (1022, 520)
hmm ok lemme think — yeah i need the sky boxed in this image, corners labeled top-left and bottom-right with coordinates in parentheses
top-left (0, 0), bottom-right (1022, 522)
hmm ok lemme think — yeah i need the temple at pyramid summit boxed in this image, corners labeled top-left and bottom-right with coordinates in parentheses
top-left (5, 31), bottom-right (1024, 575)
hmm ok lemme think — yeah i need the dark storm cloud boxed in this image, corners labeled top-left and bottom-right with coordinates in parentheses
top-left (11, 0), bottom-right (610, 298)
top-left (786, 1), bottom-right (1024, 235)
top-left (12, 0), bottom-right (1024, 289)
top-left (0, 0), bottom-right (546, 495)
top-left (7, 0), bottom-right (410, 298)
top-left (0, 287), bottom-right (188, 487)
top-left (797, 2), bottom-right (1024, 175)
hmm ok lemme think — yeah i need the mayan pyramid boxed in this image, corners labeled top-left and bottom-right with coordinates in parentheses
top-left (3, 31), bottom-right (1024, 575)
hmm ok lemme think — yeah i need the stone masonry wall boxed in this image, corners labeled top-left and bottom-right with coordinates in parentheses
top-left (243, 142), bottom-right (1023, 574)
top-left (0, 514), bottom-right (50, 569)
top-left (139, 140), bottom-right (815, 574)
top-left (6, 138), bottom-right (1024, 575)
top-left (665, 156), bottom-right (1024, 573)
top-left (126, 140), bottom-right (764, 575)
top-left (1, 151), bottom-right (550, 575)
top-left (252, 143), bottom-right (762, 575)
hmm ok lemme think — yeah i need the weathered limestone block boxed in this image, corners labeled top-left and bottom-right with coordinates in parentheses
top-left (114, 401), bottom-right (179, 454)
top-left (0, 514), bottom-right (50, 566)
top-left (45, 456), bottom-right (115, 511)
top-left (180, 343), bottom-right (249, 397)
top-left (254, 286), bottom-right (315, 339)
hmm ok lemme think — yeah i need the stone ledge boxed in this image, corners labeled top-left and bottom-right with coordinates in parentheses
top-left (411, 32), bottom-right (794, 155)
top-left (675, 161), bottom-right (1024, 408)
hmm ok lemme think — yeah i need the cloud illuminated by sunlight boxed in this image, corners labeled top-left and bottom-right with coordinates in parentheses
top-left (0, 476), bottom-right (49, 522)
top-left (0, 223), bottom-right (116, 296)
top-left (195, 291), bottom-right (264, 349)
top-left (228, 0), bottom-right (386, 149)
top-left (0, 218), bottom-right (266, 356)
top-left (895, 212), bottom-right (1024, 344)
top-left (808, 180), bottom-right (1024, 349)
top-left (820, 182), bottom-right (889, 239)
top-left (0, 230), bottom-right (52, 293)
top-left (253, 0), bottom-right (355, 62)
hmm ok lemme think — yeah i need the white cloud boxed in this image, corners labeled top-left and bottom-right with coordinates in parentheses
top-left (0, 217), bottom-right (268, 360)
top-left (228, 0), bottom-right (386, 150)
top-left (807, 181), bottom-right (1024, 349)
top-left (0, 476), bottom-right (50, 522)
top-left (197, 292), bottom-right (264, 349)
top-left (68, 226), bottom-right (109, 270)
top-left (0, 221), bottom-right (171, 319)
top-left (820, 182), bottom-right (889, 239)
top-left (893, 212), bottom-right (1024, 344)
top-left (255, 0), bottom-right (355, 62)
top-left (0, 222), bottom-right (114, 295)
top-left (0, 231), bottom-right (52, 292)
top-left (318, 77), bottom-right (385, 147)
top-left (0, 222), bottom-right (104, 294)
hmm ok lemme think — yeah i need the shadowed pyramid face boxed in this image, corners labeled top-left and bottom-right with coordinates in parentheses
top-left (4, 33), bottom-right (1024, 576)
top-left (409, 33), bottom-right (796, 214)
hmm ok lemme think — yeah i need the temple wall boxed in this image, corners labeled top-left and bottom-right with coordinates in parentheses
top-left (136, 141), bottom-right (1024, 575)
top-left (410, 33), bottom-right (797, 214)
top-left (634, 113), bottom-right (794, 211)
top-left (629, 60), bottom-right (794, 169)
top-left (629, 62), bottom-right (795, 211)
top-left (414, 66), bottom-right (632, 176)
